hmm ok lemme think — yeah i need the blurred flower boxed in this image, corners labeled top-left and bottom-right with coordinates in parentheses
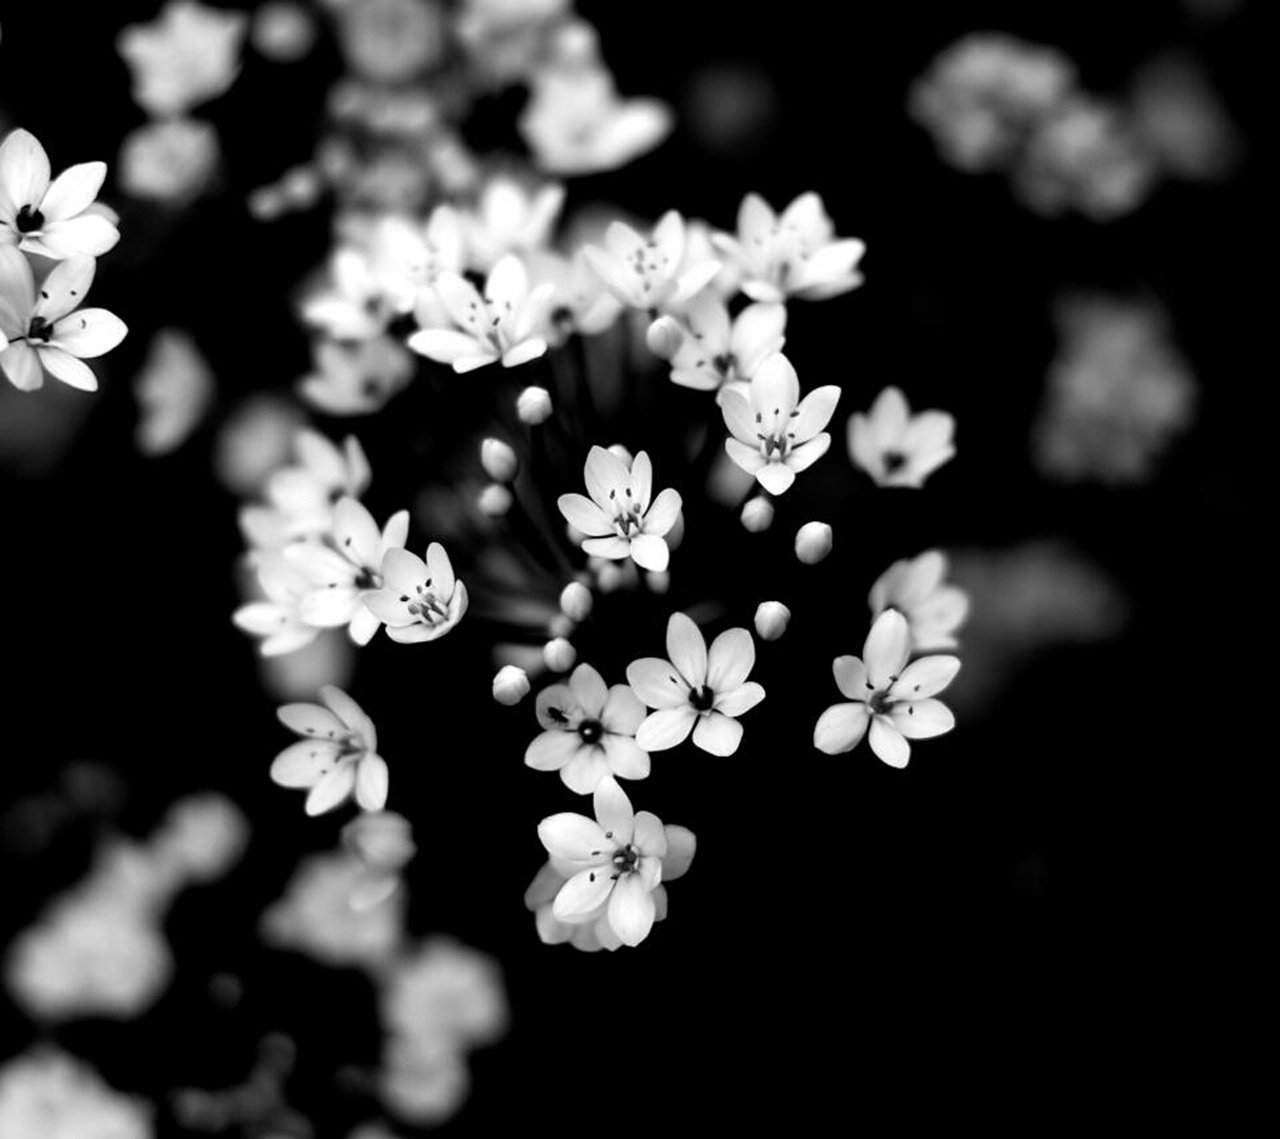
top-left (118, 118), bottom-right (219, 204)
top-left (298, 335), bottom-right (413, 416)
top-left (233, 553), bottom-right (322, 656)
top-left (342, 810), bottom-right (416, 910)
top-left (657, 294), bottom-right (786, 395)
top-left (365, 543), bottom-right (469, 643)
top-left (133, 329), bottom-right (215, 455)
top-left (848, 386), bottom-right (955, 487)
top-left (753, 601), bottom-right (790, 641)
top-left (516, 384), bottom-right (552, 423)
top-left (303, 248), bottom-right (390, 341)
top-left (627, 612), bottom-right (765, 756)
top-left (380, 939), bottom-right (508, 1051)
top-left (0, 128), bottom-right (119, 258)
top-left (271, 684), bottom-right (389, 815)
top-left (118, 0), bottom-right (248, 116)
top-left (251, 1), bottom-right (317, 62)
top-left (868, 549), bottom-right (969, 652)
top-left (337, 0), bottom-right (446, 83)
top-left (150, 794), bottom-right (249, 884)
top-left (813, 609), bottom-right (960, 767)
top-left (0, 1050), bottom-right (152, 1139)
top-left (557, 446), bottom-right (682, 573)
top-left (584, 211), bottom-right (719, 311)
top-left (460, 177), bottom-right (564, 271)
top-left (525, 663), bottom-right (649, 793)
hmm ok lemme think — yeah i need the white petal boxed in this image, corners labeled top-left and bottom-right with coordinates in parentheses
top-left (601, 734), bottom-right (650, 781)
top-left (567, 663), bottom-right (609, 719)
top-left (608, 875), bottom-right (657, 946)
top-left (39, 161), bottom-right (107, 221)
top-left (593, 776), bottom-right (634, 843)
top-left (320, 685), bottom-right (374, 743)
top-left (755, 461), bottom-right (796, 495)
top-left (892, 698), bottom-right (955, 740)
top-left (666, 612), bottom-right (707, 687)
top-left (270, 739), bottom-right (341, 787)
top-left (525, 729), bottom-right (581, 772)
top-left (630, 533), bottom-right (669, 572)
top-left (49, 308), bottom-right (127, 357)
top-left (750, 353), bottom-right (800, 418)
top-left (634, 706), bottom-right (696, 751)
top-left (38, 349), bottom-right (98, 391)
top-left (34, 255), bottom-right (95, 322)
top-left (0, 129), bottom-right (50, 212)
top-left (277, 702), bottom-right (345, 738)
top-left (813, 703), bottom-right (869, 754)
top-left (304, 764), bottom-right (357, 814)
top-left (868, 718), bottom-right (911, 768)
top-left (33, 215), bottom-right (119, 258)
top-left (355, 755), bottom-right (389, 811)
top-left (626, 657), bottom-right (690, 709)
top-left (692, 711), bottom-right (744, 756)
top-left (706, 627), bottom-right (755, 693)
top-left (791, 385), bottom-right (842, 444)
top-left (713, 681), bottom-right (765, 717)
top-left (641, 488), bottom-right (682, 536)
top-left (558, 492), bottom-right (612, 536)
top-left (538, 812), bottom-right (609, 862)
top-left (864, 609), bottom-right (911, 689)
top-left (833, 655), bottom-right (869, 699)
top-left (553, 867), bottom-right (614, 920)
top-left (602, 684), bottom-right (646, 735)
top-left (890, 655), bottom-right (961, 701)
top-left (661, 825), bottom-right (697, 881)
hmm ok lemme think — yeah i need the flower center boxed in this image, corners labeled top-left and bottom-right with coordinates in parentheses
top-left (401, 580), bottom-right (447, 624)
top-left (611, 844), bottom-right (639, 877)
top-left (868, 688), bottom-right (895, 716)
top-left (689, 685), bottom-right (715, 713)
top-left (27, 316), bottom-right (54, 343)
top-left (607, 485), bottom-right (642, 537)
top-left (578, 719), bottom-right (603, 745)
top-left (883, 450), bottom-right (907, 474)
top-left (712, 352), bottom-right (736, 378)
top-left (755, 405), bottom-right (800, 460)
top-left (15, 204), bottom-right (44, 234)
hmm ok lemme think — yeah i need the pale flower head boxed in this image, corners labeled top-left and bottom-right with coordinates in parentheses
top-left (0, 1050), bottom-right (152, 1139)
top-left (118, 118), bottom-right (220, 204)
top-left (848, 386), bottom-right (956, 488)
top-left (133, 328), bottom-right (215, 455)
top-left (461, 177), bottom-right (565, 271)
top-left (869, 550), bottom-right (970, 652)
top-left (660, 292), bottom-right (786, 395)
top-left (118, 0), bottom-right (248, 116)
top-left (583, 210), bottom-right (720, 312)
top-left (365, 543), bottom-right (468, 643)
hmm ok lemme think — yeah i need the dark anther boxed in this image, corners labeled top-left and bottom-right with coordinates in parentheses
top-left (578, 719), bottom-right (603, 745)
top-left (15, 204), bottom-right (44, 233)
top-left (689, 685), bottom-right (715, 712)
top-left (27, 316), bottom-right (54, 343)
top-left (883, 450), bottom-right (907, 474)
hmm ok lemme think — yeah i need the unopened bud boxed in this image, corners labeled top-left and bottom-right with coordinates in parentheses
top-left (645, 315), bottom-right (684, 360)
top-left (741, 496), bottom-right (775, 533)
top-left (548, 613), bottom-right (575, 639)
top-left (543, 637), bottom-right (577, 673)
top-left (480, 437), bottom-right (518, 482)
top-left (560, 581), bottom-right (593, 621)
top-left (492, 665), bottom-right (531, 705)
top-left (477, 483), bottom-right (513, 517)
top-left (754, 601), bottom-right (791, 641)
top-left (795, 521), bottom-right (833, 565)
top-left (516, 386), bottom-right (552, 425)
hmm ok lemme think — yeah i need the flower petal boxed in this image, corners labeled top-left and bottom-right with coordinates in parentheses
top-left (553, 867), bottom-right (614, 921)
top-left (832, 655), bottom-right (869, 700)
top-left (277, 702), bottom-right (345, 738)
top-left (666, 612), bottom-right (707, 687)
top-left (0, 130), bottom-right (50, 214)
top-left (38, 161), bottom-right (107, 221)
top-left (629, 533), bottom-right (669, 572)
top-left (813, 702), bottom-right (870, 754)
top-left (661, 825), bottom-right (697, 881)
top-left (37, 348), bottom-right (97, 391)
top-left (791, 385), bottom-right (842, 444)
top-left (713, 681), bottom-right (765, 717)
top-left (524, 729), bottom-right (581, 772)
top-left (607, 874), bottom-right (656, 946)
top-left (558, 492), bottom-right (612, 537)
top-left (601, 734), bottom-right (650, 780)
top-left (626, 657), bottom-right (690, 710)
top-left (692, 711), bottom-right (744, 756)
top-left (891, 698), bottom-right (955, 740)
top-left (890, 655), bottom-right (961, 701)
top-left (706, 627), bottom-right (755, 693)
top-left (355, 755), bottom-right (389, 811)
top-left (568, 663), bottom-right (609, 718)
top-left (868, 717), bottom-right (911, 768)
top-left (49, 308), bottom-right (127, 357)
top-left (304, 763), bottom-right (357, 814)
top-left (642, 487), bottom-right (682, 536)
top-left (634, 706), bottom-right (696, 751)
top-left (538, 812), bottom-right (609, 863)
top-left (34, 254), bottom-right (95, 322)
top-left (270, 739), bottom-right (341, 787)
top-left (593, 776), bottom-right (634, 844)
top-left (864, 609), bottom-right (911, 689)
top-left (602, 684), bottom-right (646, 734)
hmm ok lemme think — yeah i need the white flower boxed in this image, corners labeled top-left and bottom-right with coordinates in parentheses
top-left (813, 609), bottom-right (960, 767)
top-left (0, 250), bottom-right (128, 392)
top-left (525, 664), bottom-right (648, 793)
top-left (150, 794), bottom-right (248, 885)
top-left (0, 129), bottom-right (119, 259)
top-left (233, 553), bottom-right (321, 656)
top-left (365, 543), bottom-right (469, 643)
top-left (525, 820), bottom-right (695, 951)
top-left (117, 0), bottom-right (248, 116)
top-left (118, 117), bottom-right (220, 203)
top-left (297, 335), bottom-right (413, 416)
top-left (337, 0), bottom-right (446, 83)
top-left (557, 446), bottom-right (682, 573)
top-left (408, 254), bottom-right (553, 372)
top-left (848, 386), bottom-right (956, 488)
top-left (380, 938), bottom-right (508, 1052)
top-left (342, 810), bottom-right (417, 910)
top-left (270, 684), bottom-right (389, 814)
top-left (241, 429), bottom-right (371, 545)
top-left (0, 1051), bottom-right (152, 1139)
top-left (720, 353), bottom-right (840, 494)
top-left (461, 177), bottom-right (564, 270)
top-left (525, 247), bottom-right (623, 339)
top-left (583, 211), bottom-right (721, 311)
top-left (713, 192), bottom-right (865, 302)
top-left (366, 207), bottom-right (465, 316)
top-left (535, 777), bottom-right (672, 947)
top-left (133, 328), bottom-right (215, 455)
top-left (286, 497), bottom-right (410, 645)
top-left (656, 293), bottom-right (786, 396)
top-left (869, 550), bottom-right (970, 651)
top-left (302, 248), bottom-right (389, 340)
top-left (627, 612), bottom-right (765, 756)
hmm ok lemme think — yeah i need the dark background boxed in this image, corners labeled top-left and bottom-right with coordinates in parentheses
top-left (0, 0), bottom-right (1258, 1131)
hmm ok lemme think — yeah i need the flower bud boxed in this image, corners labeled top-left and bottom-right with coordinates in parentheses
top-left (492, 665), bottom-right (531, 705)
top-left (477, 483), bottom-right (513, 517)
top-left (516, 385), bottom-right (553, 424)
top-left (480, 437), bottom-right (519, 482)
top-left (548, 613), bottom-right (575, 639)
top-left (741, 496), bottom-right (775, 533)
top-left (795, 521), bottom-right (833, 565)
top-left (645, 315), bottom-right (685, 360)
top-left (754, 601), bottom-right (791, 641)
top-left (560, 581), bottom-right (593, 622)
top-left (543, 638), bottom-right (577, 673)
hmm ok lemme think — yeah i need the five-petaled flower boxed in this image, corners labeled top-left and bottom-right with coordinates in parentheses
top-left (365, 543), bottom-right (469, 643)
top-left (525, 664), bottom-right (649, 793)
top-left (0, 249), bottom-right (128, 392)
top-left (583, 211), bottom-right (720, 311)
top-left (720, 352), bottom-right (841, 495)
top-left (656, 293), bottom-right (786, 398)
top-left (627, 612), bottom-right (765, 756)
top-left (0, 129), bottom-right (120, 259)
top-left (558, 446), bottom-right (682, 573)
top-left (271, 685), bottom-right (389, 815)
top-left (535, 776), bottom-right (675, 947)
top-left (813, 609), bottom-right (960, 767)
top-left (848, 386), bottom-right (956, 488)
top-left (869, 549), bottom-right (969, 652)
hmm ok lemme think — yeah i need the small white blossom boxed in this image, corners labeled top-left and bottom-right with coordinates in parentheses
top-left (133, 328), bottom-right (215, 455)
top-left (869, 550), bottom-right (969, 651)
top-left (365, 543), bottom-right (469, 644)
top-left (271, 684), bottom-right (389, 815)
top-left (0, 129), bottom-right (119, 259)
top-left (713, 191), bottom-right (865, 302)
top-left (233, 553), bottom-right (321, 656)
top-left (627, 612), bottom-right (764, 756)
top-left (813, 609), bottom-right (960, 767)
top-left (118, 0), bottom-right (248, 116)
top-left (526, 247), bottom-right (624, 339)
top-left (461, 178), bottom-right (565, 270)
top-left (849, 387), bottom-right (956, 487)
top-left (0, 1051), bottom-right (152, 1139)
top-left (583, 211), bottom-right (720, 311)
top-left (366, 207), bottom-right (465, 317)
top-left (558, 446), bottom-right (682, 573)
top-left (656, 293), bottom-right (786, 396)
top-left (721, 353), bottom-right (840, 494)
top-left (298, 335), bottom-right (413, 415)
top-left (303, 248), bottom-right (389, 340)
top-left (342, 810), bottom-right (416, 910)
top-left (118, 118), bottom-right (219, 204)
top-left (525, 664), bottom-right (648, 793)
top-left (795, 521), bottom-right (833, 565)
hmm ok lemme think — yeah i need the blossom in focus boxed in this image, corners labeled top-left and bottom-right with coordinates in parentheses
top-left (720, 353), bottom-right (840, 494)
top-left (525, 663), bottom-right (649, 793)
top-left (627, 612), bottom-right (765, 756)
top-left (536, 777), bottom-right (674, 947)
top-left (0, 250), bottom-right (128, 393)
top-left (0, 1050), bottom-right (152, 1139)
top-left (652, 293), bottom-right (786, 396)
top-left (813, 609), bottom-right (960, 767)
top-left (365, 543), bottom-right (469, 643)
top-left (117, 0), bottom-right (248, 116)
top-left (557, 446), bottom-right (682, 573)
top-left (270, 684), bottom-right (389, 815)
top-left (583, 211), bottom-right (721, 311)
top-left (0, 129), bottom-right (120, 258)
top-left (118, 118), bottom-right (220, 204)
top-left (460, 177), bottom-right (564, 270)
top-left (337, 0), bottom-right (447, 83)
top-left (409, 254), bottom-right (553, 371)
top-left (133, 328), bottom-right (215, 455)
top-left (298, 335), bottom-right (414, 416)
top-left (848, 386), bottom-right (955, 488)
top-left (712, 192), bottom-right (865, 302)
top-left (868, 550), bottom-right (969, 652)
top-left (525, 820), bottom-right (695, 951)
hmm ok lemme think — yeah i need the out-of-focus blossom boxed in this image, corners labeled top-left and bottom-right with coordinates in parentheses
top-left (380, 939), bottom-right (508, 1051)
top-left (493, 664), bottom-right (531, 705)
top-left (543, 636), bottom-right (576, 672)
top-left (516, 384), bottom-right (552, 423)
top-left (525, 663), bottom-right (648, 793)
top-left (713, 192), bottom-right (865, 303)
top-left (813, 609), bottom-right (960, 767)
top-left (379, 1038), bottom-right (469, 1126)
top-left (234, 553), bottom-right (322, 656)
top-left (527, 247), bottom-right (624, 340)
top-left (848, 386), bottom-right (955, 488)
top-left (0, 129), bottom-right (119, 258)
top-left (0, 250), bottom-right (128, 393)
top-left (869, 549), bottom-right (969, 652)
top-left (558, 446), bottom-right (682, 573)
top-left (721, 353), bottom-right (840, 494)
top-left (298, 335), bottom-right (413, 415)
top-left (133, 329), bottom-right (215, 455)
top-left (118, 118), bottom-right (220, 204)
top-left (1131, 55), bottom-right (1238, 182)
top-left (480, 437), bottom-right (518, 482)
top-left (337, 0), bottom-right (446, 83)
top-left (342, 810), bottom-right (416, 910)
top-left (271, 684), bottom-right (389, 815)
top-left (303, 248), bottom-right (390, 341)
top-left (214, 395), bottom-right (305, 495)
top-left (118, 1), bottom-right (248, 116)
top-left (740, 495), bottom-right (774, 532)
top-left (251, 1), bottom-right (317, 62)
top-left (365, 543), bottom-right (469, 643)
top-left (261, 850), bottom-right (404, 968)
top-left (460, 178), bottom-right (564, 271)
top-left (583, 211), bottom-right (719, 311)
top-left (367, 208), bottom-right (465, 318)
top-left (150, 794), bottom-right (249, 884)
top-left (0, 1050), bottom-right (152, 1139)
top-left (627, 612), bottom-right (764, 756)
top-left (653, 294), bottom-right (786, 396)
